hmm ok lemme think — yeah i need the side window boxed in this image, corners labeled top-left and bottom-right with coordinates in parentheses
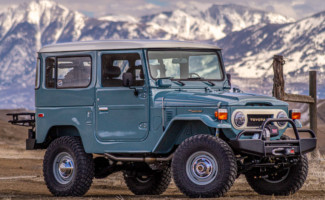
top-left (101, 53), bottom-right (144, 87)
top-left (57, 56), bottom-right (91, 88)
top-left (45, 57), bottom-right (55, 88)
top-left (45, 56), bottom-right (91, 89)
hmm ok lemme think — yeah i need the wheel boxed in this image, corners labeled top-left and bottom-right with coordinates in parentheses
top-left (43, 136), bottom-right (94, 196)
top-left (172, 134), bottom-right (237, 198)
top-left (245, 155), bottom-right (308, 196)
top-left (123, 164), bottom-right (171, 195)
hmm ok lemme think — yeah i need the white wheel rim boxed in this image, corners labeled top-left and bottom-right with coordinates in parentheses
top-left (186, 151), bottom-right (218, 185)
top-left (53, 152), bottom-right (75, 184)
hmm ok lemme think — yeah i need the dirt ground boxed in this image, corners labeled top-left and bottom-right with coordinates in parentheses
top-left (1, 109), bottom-right (325, 200)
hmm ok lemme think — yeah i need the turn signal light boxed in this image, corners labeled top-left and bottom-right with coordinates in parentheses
top-left (217, 109), bottom-right (228, 120)
top-left (290, 109), bottom-right (301, 120)
top-left (214, 111), bottom-right (218, 118)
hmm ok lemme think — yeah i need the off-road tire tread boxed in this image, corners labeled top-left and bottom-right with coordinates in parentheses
top-left (172, 134), bottom-right (237, 198)
top-left (43, 136), bottom-right (94, 196)
top-left (246, 154), bottom-right (308, 196)
top-left (123, 167), bottom-right (171, 195)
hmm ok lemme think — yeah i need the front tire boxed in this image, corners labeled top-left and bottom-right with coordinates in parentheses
top-left (245, 155), bottom-right (308, 196)
top-left (43, 136), bottom-right (94, 196)
top-left (172, 135), bottom-right (237, 198)
top-left (123, 164), bottom-right (171, 195)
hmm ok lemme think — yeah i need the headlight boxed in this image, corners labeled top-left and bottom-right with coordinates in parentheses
top-left (234, 111), bottom-right (245, 127)
top-left (277, 111), bottom-right (287, 127)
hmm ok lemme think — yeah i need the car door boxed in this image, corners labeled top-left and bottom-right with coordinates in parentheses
top-left (95, 50), bottom-right (149, 142)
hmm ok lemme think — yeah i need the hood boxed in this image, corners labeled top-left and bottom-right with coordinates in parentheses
top-left (153, 90), bottom-right (288, 107)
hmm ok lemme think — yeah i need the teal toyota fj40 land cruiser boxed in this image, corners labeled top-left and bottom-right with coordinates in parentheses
top-left (8, 40), bottom-right (316, 198)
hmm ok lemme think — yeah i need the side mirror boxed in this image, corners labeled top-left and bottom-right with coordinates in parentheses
top-left (123, 72), bottom-right (138, 96)
top-left (226, 73), bottom-right (231, 87)
top-left (123, 72), bottom-right (134, 87)
top-left (157, 79), bottom-right (172, 88)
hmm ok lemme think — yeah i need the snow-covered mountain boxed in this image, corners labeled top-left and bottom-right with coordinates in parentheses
top-left (217, 11), bottom-right (325, 97)
top-left (218, 11), bottom-right (325, 78)
top-left (0, 0), bottom-right (322, 108)
top-left (0, 1), bottom-right (87, 107)
top-left (138, 4), bottom-right (294, 41)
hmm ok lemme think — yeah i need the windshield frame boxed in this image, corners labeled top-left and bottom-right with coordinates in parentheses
top-left (146, 48), bottom-right (225, 82)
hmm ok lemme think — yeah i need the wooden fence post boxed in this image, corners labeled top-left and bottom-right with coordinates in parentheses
top-left (272, 55), bottom-right (285, 100)
top-left (309, 71), bottom-right (317, 138)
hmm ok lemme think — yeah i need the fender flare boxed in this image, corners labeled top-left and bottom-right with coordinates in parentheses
top-left (152, 114), bottom-right (232, 153)
top-left (36, 125), bottom-right (81, 149)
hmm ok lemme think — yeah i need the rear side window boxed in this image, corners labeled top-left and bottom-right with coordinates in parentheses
top-left (45, 56), bottom-right (92, 89)
top-left (57, 57), bottom-right (91, 88)
top-left (101, 53), bottom-right (144, 87)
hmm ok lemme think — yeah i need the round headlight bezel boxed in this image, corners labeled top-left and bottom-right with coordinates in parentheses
top-left (277, 111), bottom-right (287, 127)
top-left (234, 111), bottom-right (246, 127)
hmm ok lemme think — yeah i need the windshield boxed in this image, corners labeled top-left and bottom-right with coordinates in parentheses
top-left (147, 50), bottom-right (224, 81)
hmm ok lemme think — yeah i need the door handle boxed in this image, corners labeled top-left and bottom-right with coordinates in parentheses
top-left (98, 107), bottom-right (108, 111)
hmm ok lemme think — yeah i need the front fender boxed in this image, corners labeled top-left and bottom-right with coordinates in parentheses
top-left (152, 114), bottom-right (231, 153)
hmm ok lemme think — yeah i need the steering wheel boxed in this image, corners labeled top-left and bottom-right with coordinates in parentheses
top-left (189, 73), bottom-right (201, 79)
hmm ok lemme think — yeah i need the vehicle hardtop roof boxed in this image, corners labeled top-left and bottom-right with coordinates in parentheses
top-left (39, 40), bottom-right (220, 53)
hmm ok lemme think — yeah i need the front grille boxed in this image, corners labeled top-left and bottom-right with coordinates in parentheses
top-left (247, 114), bottom-right (273, 127)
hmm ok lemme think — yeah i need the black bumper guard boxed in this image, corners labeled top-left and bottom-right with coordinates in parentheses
top-left (229, 118), bottom-right (317, 157)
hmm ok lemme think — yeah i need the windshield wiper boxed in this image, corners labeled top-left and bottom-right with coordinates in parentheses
top-left (204, 80), bottom-right (215, 86)
top-left (158, 77), bottom-right (185, 86)
top-left (175, 80), bottom-right (185, 86)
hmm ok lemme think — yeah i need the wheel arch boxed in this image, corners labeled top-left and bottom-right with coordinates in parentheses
top-left (40, 125), bottom-right (82, 149)
top-left (153, 114), bottom-right (230, 154)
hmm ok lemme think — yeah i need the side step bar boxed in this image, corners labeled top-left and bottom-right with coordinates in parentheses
top-left (104, 153), bottom-right (173, 163)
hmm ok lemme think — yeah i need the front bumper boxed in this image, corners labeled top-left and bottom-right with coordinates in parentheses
top-left (228, 118), bottom-right (317, 157)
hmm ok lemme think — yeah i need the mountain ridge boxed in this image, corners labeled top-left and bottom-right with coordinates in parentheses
top-left (0, 0), bottom-right (323, 109)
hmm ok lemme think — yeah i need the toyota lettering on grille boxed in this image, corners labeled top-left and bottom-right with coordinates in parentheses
top-left (247, 114), bottom-right (273, 127)
top-left (250, 118), bottom-right (267, 122)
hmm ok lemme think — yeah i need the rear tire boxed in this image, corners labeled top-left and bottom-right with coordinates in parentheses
top-left (123, 164), bottom-right (171, 195)
top-left (43, 136), bottom-right (94, 196)
top-left (245, 155), bottom-right (308, 196)
top-left (172, 134), bottom-right (237, 198)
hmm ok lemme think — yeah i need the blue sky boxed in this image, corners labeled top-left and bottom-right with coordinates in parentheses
top-left (1, 0), bottom-right (324, 19)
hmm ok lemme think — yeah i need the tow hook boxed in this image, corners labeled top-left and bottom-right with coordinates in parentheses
top-left (272, 148), bottom-right (295, 156)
